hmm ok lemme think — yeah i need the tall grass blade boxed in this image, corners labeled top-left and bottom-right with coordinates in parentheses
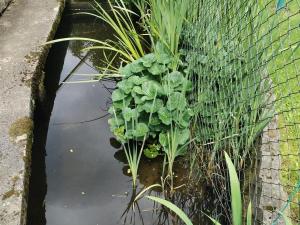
top-left (224, 152), bottom-right (242, 225)
top-left (206, 214), bottom-right (222, 225)
top-left (246, 202), bottom-right (252, 225)
top-left (134, 184), bottom-right (161, 201)
top-left (146, 196), bottom-right (193, 225)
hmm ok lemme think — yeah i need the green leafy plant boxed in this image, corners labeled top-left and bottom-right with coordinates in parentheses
top-left (46, 0), bottom-right (148, 76)
top-left (143, 143), bottom-right (161, 159)
top-left (137, 0), bottom-right (189, 57)
top-left (184, 1), bottom-right (275, 168)
top-left (160, 127), bottom-right (190, 190)
top-left (146, 151), bottom-right (253, 225)
top-left (108, 47), bottom-right (193, 156)
top-left (84, 0), bottom-right (146, 62)
top-left (110, 101), bottom-right (153, 187)
top-left (146, 195), bottom-right (193, 225)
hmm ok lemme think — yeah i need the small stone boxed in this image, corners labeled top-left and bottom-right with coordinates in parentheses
top-left (127, 169), bottom-right (131, 174)
top-left (69, 149), bottom-right (74, 153)
top-left (81, 192), bottom-right (85, 195)
top-left (15, 134), bottom-right (27, 143)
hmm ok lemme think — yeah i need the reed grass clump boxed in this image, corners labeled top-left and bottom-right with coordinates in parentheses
top-left (184, 0), bottom-right (275, 168)
top-left (146, 152), bottom-right (253, 225)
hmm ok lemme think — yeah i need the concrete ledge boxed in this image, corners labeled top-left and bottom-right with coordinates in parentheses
top-left (257, 114), bottom-right (289, 225)
top-left (0, 0), bottom-right (12, 14)
top-left (0, 0), bottom-right (65, 224)
top-left (254, 86), bottom-right (289, 225)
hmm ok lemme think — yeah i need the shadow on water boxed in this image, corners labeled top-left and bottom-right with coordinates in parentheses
top-left (26, 7), bottom-right (225, 225)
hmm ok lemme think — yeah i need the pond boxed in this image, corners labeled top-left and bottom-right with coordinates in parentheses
top-left (26, 7), bottom-right (225, 225)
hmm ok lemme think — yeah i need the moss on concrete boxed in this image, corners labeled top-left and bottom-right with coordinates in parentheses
top-left (8, 117), bottom-right (33, 140)
top-left (2, 175), bottom-right (20, 200)
top-left (19, 2), bottom-right (66, 224)
top-left (2, 190), bottom-right (16, 200)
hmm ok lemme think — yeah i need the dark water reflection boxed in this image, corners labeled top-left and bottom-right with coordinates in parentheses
top-left (27, 9), bottom-right (223, 225)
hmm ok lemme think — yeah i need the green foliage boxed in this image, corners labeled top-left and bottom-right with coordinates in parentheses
top-left (137, 0), bottom-right (189, 56)
top-left (146, 152), bottom-right (253, 225)
top-left (112, 110), bottom-right (151, 187)
top-left (143, 143), bottom-right (160, 159)
top-left (160, 127), bottom-right (190, 190)
top-left (46, 0), bottom-right (147, 75)
top-left (224, 152), bottom-right (242, 225)
top-left (185, 1), bottom-right (275, 165)
top-left (146, 196), bottom-right (193, 225)
top-left (109, 49), bottom-right (193, 151)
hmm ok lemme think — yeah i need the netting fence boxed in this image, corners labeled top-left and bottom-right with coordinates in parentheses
top-left (184, 0), bottom-right (299, 224)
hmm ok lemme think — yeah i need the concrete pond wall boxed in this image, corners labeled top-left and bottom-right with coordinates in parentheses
top-left (67, 0), bottom-right (94, 10)
top-left (0, 0), bottom-right (11, 14)
top-left (0, 0), bottom-right (65, 224)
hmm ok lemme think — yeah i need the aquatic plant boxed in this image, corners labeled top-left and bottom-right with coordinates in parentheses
top-left (160, 126), bottom-right (190, 190)
top-left (84, 0), bottom-right (146, 61)
top-left (146, 152), bottom-right (253, 225)
top-left (137, 0), bottom-right (189, 57)
top-left (184, 1), bottom-right (276, 169)
top-left (46, 0), bottom-right (148, 76)
top-left (146, 195), bottom-right (193, 225)
top-left (108, 45), bottom-right (193, 156)
top-left (110, 103), bottom-right (151, 187)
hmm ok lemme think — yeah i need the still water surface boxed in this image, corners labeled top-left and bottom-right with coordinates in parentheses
top-left (26, 10), bottom-right (221, 225)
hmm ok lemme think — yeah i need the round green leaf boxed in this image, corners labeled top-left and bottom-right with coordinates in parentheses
top-left (176, 110), bottom-right (192, 128)
top-left (159, 132), bottom-right (168, 147)
top-left (131, 61), bottom-right (144, 73)
top-left (128, 75), bottom-right (143, 85)
top-left (149, 114), bottom-right (161, 126)
top-left (117, 79), bottom-right (133, 94)
top-left (122, 107), bottom-right (139, 122)
top-left (166, 92), bottom-right (187, 111)
top-left (148, 63), bottom-right (168, 75)
top-left (112, 89), bottom-right (126, 102)
top-left (158, 107), bottom-right (172, 125)
top-left (143, 144), bottom-right (160, 159)
top-left (163, 71), bottom-right (184, 88)
top-left (132, 86), bottom-right (144, 95)
top-left (140, 99), bottom-right (164, 113)
top-left (141, 53), bottom-right (156, 67)
top-left (133, 123), bottom-right (149, 137)
top-left (142, 81), bottom-right (161, 99)
top-left (176, 129), bottom-right (190, 145)
top-left (119, 64), bottom-right (133, 77)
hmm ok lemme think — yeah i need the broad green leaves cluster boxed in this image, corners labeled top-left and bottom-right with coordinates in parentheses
top-left (108, 51), bottom-right (193, 156)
